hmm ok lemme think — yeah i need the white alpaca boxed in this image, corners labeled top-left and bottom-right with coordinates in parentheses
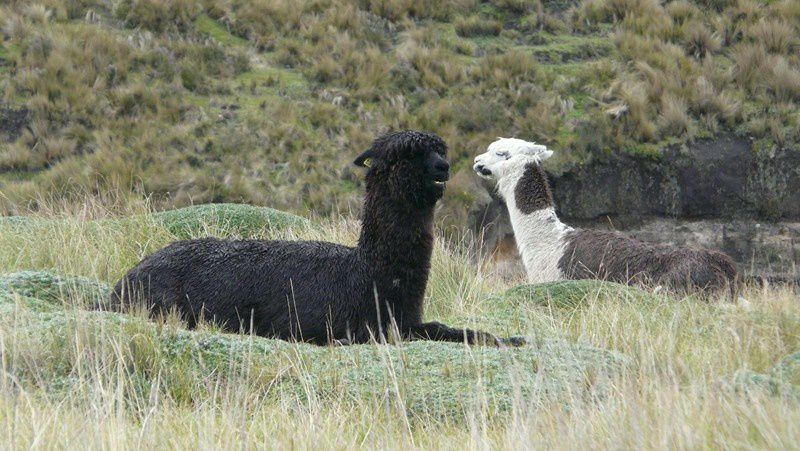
top-left (473, 138), bottom-right (739, 295)
top-left (473, 139), bottom-right (571, 283)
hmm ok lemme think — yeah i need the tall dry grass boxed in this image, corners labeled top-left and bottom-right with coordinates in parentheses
top-left (0, 197), bottom-right (798, 449)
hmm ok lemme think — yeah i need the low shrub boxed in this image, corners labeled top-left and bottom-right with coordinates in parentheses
top-left (454, 15), bottom-right (502, 37)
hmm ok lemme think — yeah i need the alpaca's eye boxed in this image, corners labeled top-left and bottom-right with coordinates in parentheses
top-left (496, 151), bottom-right (509, 158)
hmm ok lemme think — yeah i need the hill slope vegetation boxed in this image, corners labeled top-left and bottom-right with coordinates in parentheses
top-left (1, 0), bottom-right (798, 214)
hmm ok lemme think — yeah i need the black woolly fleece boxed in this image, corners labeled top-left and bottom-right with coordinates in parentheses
top-left (109, 131), bottom-right (520, 346)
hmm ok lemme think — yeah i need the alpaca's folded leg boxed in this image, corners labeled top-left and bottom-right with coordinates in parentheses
top-left (406, 321), bottom-right (525, 347)
top-left (501, 336), bottom-right (527, 347)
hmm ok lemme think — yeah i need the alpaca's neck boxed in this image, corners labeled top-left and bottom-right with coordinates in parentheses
top-left (497, 164), bottom-right (572, 283)
top-left (356, 191), bottom-right (435, 323)
top-left (357, 200), bottom-right (435, 267)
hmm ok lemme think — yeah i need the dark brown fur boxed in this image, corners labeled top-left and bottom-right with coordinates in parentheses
top-left (515, 163), bottom-right (554, 214)
top-left (558, 229), bottom-right (739, 295)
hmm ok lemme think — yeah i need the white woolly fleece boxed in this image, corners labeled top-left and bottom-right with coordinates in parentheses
top-left (488, 137), bottom-right (551, 158)
top-left (495, 162), bottom-right (572, 283)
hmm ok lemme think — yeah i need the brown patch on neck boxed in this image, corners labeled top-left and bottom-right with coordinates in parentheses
top-left (514, 163), bottom-right (554, 214)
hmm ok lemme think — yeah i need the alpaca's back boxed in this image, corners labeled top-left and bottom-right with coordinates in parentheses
top-left (659, 248), bottom-right (739, 296)
top-left (109, 237), bottom-right (371, 342)
top-left (559, 229), bottom-right (738, 293)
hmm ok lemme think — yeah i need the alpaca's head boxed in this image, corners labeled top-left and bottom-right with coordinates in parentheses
top-left (354, 130), bottom-right (449, 206)
top-left (473, 138), bottom-right (553, 180)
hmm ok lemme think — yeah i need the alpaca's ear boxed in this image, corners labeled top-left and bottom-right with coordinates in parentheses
top-left (539, 150), bottom-right (554, 161)
top-left (353, 149), bottom-right (375, 168)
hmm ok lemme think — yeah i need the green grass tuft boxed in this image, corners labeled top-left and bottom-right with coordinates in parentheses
top-left (0, 271), bottom-right (109, 307)
top-left (195, 14), bottom-right (248, 47)
top-left (149, 203), bottom-right (308, 239)
top-left (503, 279), bottom-right (661, 309)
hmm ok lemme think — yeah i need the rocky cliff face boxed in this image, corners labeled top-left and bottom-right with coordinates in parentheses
top-left (552, 135), bottom-right (800, 223)
top-left (443, 135), bottom-right (800, 284)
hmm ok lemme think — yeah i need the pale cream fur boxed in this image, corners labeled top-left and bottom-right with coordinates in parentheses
top-left (474, 139), bottom-right (570, 283)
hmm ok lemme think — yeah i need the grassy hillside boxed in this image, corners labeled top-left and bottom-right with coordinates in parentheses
top-left (0, 201), bottom-right (799, 447)
top-left (1, 0), bottom-right (799, 214)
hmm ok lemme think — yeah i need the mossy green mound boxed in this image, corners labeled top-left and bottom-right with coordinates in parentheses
top-left (0, 293), bottom-right (57, 314)
top-left (150, 203), bottom-right (308, 239)
top-left (0, 271), bottom-right (627, 419)
top-left (0, 203), bottom-right (308, 239)
top-left (723, 352), bottom-right (800, 400)
top-left (771, 352), bottom-right (800, 387)
top-left (504, 280), bottom-right (660, 309)
top-left (725, 369), bottom-right (800, 400)
top-left (0, 215), bottom-right (54, 230)
top-left (0, 271), bottom-right (109, 308)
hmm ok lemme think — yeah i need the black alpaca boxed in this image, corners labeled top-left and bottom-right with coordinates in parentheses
top-left (110, 131), bottom-right (522, 346)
